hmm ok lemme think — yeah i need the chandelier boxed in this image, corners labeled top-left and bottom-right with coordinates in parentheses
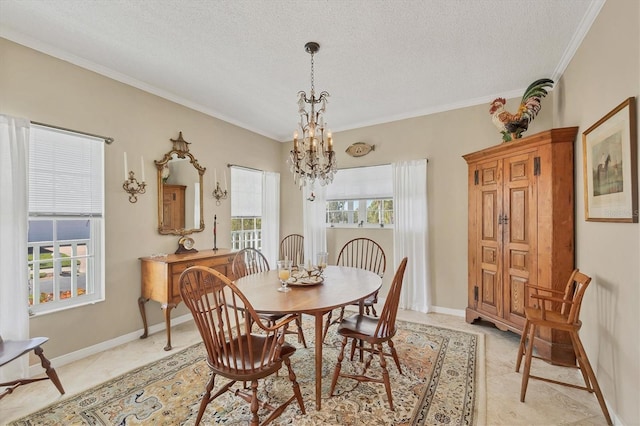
top-left (288, 42), bottom-right (336, 188)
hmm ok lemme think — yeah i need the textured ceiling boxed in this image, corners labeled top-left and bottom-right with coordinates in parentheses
top-left (0, 0), bottom-right (604, 141)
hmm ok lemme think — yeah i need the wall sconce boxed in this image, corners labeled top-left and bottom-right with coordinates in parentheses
top-left (123, 152), bottom-right (146, 203)
top-left (212, 168), bottom-right (228, 205)
top-left (212, 181), bottom-right (228, 205)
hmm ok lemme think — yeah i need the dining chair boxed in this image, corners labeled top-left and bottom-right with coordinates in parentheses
top-left (232, 248), bottom-right (307, 348)
top-left (0, 335), bottom-right (65, 400)
top-left (322, 237), bottom-right (386, 341)
top-left (279, 234), bottom-right (304, 265)
top-left (179, 265), bottom-right (306, 425)
top-left (515, 269), bottom-right (612, 425)
top-left (329, 257), bottom-right (407, 411)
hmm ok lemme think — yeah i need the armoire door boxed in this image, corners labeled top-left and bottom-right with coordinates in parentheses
top-left (501, 151), bottom-right (537, 327)
top-left (473, 159), bottom-right (502, 318)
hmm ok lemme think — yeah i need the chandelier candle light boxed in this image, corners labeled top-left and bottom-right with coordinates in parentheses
top-left (288, 42), bottom-right (336, 188)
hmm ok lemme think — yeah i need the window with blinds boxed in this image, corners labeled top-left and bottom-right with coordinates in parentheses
top-left (27, 124), bottom-right (105, 315)
top-left (230, 166), bottom-right (262, 250)
top-left (325, 164), bottom-right (394, 227)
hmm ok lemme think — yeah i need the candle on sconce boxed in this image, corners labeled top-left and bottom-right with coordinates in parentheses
top-left (123, 152), bottom-right (128, 180)
top-left (214, 169), bottom-right (218, 185)
top-left (224, 169), bottom-right (228, 191)
top-left (327, 130), bottom-right (333, 152)
top-left (140, 156), bottom-right (145, 181)
top-left (293, 131), bottom-right (299, 152)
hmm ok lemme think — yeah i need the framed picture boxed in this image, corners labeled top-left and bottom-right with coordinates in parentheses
top-left (582, 97), bottom-right (637, 222)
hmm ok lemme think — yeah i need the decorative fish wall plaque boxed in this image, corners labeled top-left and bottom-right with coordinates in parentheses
top-left (345, 142), bottom-right (375, 157)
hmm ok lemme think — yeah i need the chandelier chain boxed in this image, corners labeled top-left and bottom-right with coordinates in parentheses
top-left (310, 52), bottom-right (315, 94)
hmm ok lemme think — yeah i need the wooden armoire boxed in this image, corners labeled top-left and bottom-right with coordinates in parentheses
top-left (162, 184), bottom-right (186, 231)
top-left (464, 127), bottom-right (578, 364)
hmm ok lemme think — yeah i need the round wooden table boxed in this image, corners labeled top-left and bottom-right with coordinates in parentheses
top-left (234, 265), bottom-right (382, 410)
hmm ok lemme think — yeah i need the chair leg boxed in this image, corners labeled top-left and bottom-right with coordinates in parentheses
top-left (520, 324), bottom-right (536, 402)
top-left (377, 342), bottom-right (394, 411)
top-left (249, 380), bottom-right (259, 426)
top-left (295, 315), bottom-right (307, 348)
top-left (570, 332), bottom-right (613, 425)
top-left (330, 336), bottom-right (348, 396)
top-left (515, 319), bottom-right (530, 373)
top-left (284, 356), bottom-right (306, 414)
top-left (369, 303), bottom-right (378, 317)
top-left (195, 373), bottom-right (216, 426)
top-left (323, 307), bottom-right (346, 343)
top-left (34, 346), bottom-right (65, 395)
top-left (387, 339), bottom-right (403, 374)
top-left (322, 310), bottom-right (333, 342)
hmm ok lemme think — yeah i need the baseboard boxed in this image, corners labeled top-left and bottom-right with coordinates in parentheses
top-left (429, 305), bottom-right (465, 317)
top-left (30, 314), bottom-right (193, 377)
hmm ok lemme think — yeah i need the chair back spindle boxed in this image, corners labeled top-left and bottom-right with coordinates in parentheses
top-left (280, 234), bottom-right (304, 264)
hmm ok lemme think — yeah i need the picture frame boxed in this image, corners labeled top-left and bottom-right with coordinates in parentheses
top-left (582, 97), bottom-right (637, 222)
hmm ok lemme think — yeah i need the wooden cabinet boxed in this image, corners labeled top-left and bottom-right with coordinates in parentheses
top-left (464, 128), bottom-right (577, 364)
top-left (162, 184), bottom-right (186, 231)
top-left (138, 249), bottom-right (235, 350)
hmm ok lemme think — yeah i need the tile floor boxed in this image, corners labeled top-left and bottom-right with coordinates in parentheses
top-left (1, 310), bottom-right (611, 425)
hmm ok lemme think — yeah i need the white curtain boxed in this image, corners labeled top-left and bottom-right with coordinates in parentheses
top-left (261, 171), bottom-right (280, 267)
top-left (392, 159), bottom-right (430, 312)
top-left (0, 115), bottom-right (30, 381)
top-left (302, 184), bottom-right (327, 266)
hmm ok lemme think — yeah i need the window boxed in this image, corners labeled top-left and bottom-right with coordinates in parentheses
top-left (230, 167), bottom-right (262, 250)
top-left (325, 165), bottom-right (394, 227)
top-left (27, 125), bottom-right (105, 315)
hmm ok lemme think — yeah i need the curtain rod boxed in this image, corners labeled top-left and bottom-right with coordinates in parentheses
top-left (31, 121), bottom-right (114, 144)
top-left (227, 163), bottom-right (263, 172)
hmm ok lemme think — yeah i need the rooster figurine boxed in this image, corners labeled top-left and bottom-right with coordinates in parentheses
top-left (489, 78), bottom-right (554, 142)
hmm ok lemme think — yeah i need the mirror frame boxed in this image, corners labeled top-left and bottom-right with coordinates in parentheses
top-left (155, 132), bottom-right (206, 235)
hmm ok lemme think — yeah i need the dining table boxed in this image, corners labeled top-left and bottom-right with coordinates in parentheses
top-left (233, 265), bottom-right (382, 410)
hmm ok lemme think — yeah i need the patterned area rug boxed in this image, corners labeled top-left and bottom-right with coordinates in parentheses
top-left (9, 317), bottom-right (483, 425)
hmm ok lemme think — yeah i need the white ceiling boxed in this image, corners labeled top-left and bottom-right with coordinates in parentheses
top-left (0, 0), bottom-right (604, 142)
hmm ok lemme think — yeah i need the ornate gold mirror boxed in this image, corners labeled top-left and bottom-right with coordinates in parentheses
top-left (155, 132), bottom-right (205, 235)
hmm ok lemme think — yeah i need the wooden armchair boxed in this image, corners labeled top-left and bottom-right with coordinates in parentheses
top-left (516, 269), bottom-right (612, 425)
top-left (0, 335), bottom-right (65, 400)
top-left (323, 237), bottom-right (386, 341)
top-left (232, 248), bottom-right (306, 348)
top-left (179, 265), bottom-right (306, 425)
top-left (329, 257), bottom-right (407, 410)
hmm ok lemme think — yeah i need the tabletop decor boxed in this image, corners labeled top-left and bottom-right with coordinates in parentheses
top-left (582, 96), bottom-right (637, 222)
top-left (8, 315), bottom-right (483, 426)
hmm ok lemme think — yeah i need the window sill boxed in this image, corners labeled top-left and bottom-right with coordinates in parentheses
top-left (29, 296), bottom-right (105, 318)
top-left (327, 224), bottom-right (394, 230)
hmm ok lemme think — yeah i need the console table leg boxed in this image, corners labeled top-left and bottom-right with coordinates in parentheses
top-left (162, 303), bottom-right (176, 351)
top-left (138, 297), bottom-right (149, 339)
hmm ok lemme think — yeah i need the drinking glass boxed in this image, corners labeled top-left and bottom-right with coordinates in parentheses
top-left (317, 252), bottom-right (328, 275)
top-left (277, 259), bottom-right (292, 292)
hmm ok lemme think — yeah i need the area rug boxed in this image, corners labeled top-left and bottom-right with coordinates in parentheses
top-left (9, 317), bottom-right (484, 425)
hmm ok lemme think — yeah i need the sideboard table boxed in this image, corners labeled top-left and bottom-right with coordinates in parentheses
top-left (138, 249), bottom-right (235, 350)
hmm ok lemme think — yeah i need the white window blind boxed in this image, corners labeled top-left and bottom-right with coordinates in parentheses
top-left (29, 125), bottom-right (104, 215)
top-left (326, 164), bottom-right (393, 200)
top-left (231, 166), bottom-right (262, 216)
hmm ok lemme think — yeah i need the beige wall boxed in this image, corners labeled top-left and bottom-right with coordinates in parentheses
top-left (0, 38), bottom-right (280, 359)
top-left (2, 0), bottom-right (638, 421)
top-left (553, 1), bottom-right (640, 424)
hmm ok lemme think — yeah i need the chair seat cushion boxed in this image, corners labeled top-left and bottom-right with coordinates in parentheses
top-left (214, 334), bottom-right (296, 372)
top-left (337, 315), bottom-right (395, 342)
